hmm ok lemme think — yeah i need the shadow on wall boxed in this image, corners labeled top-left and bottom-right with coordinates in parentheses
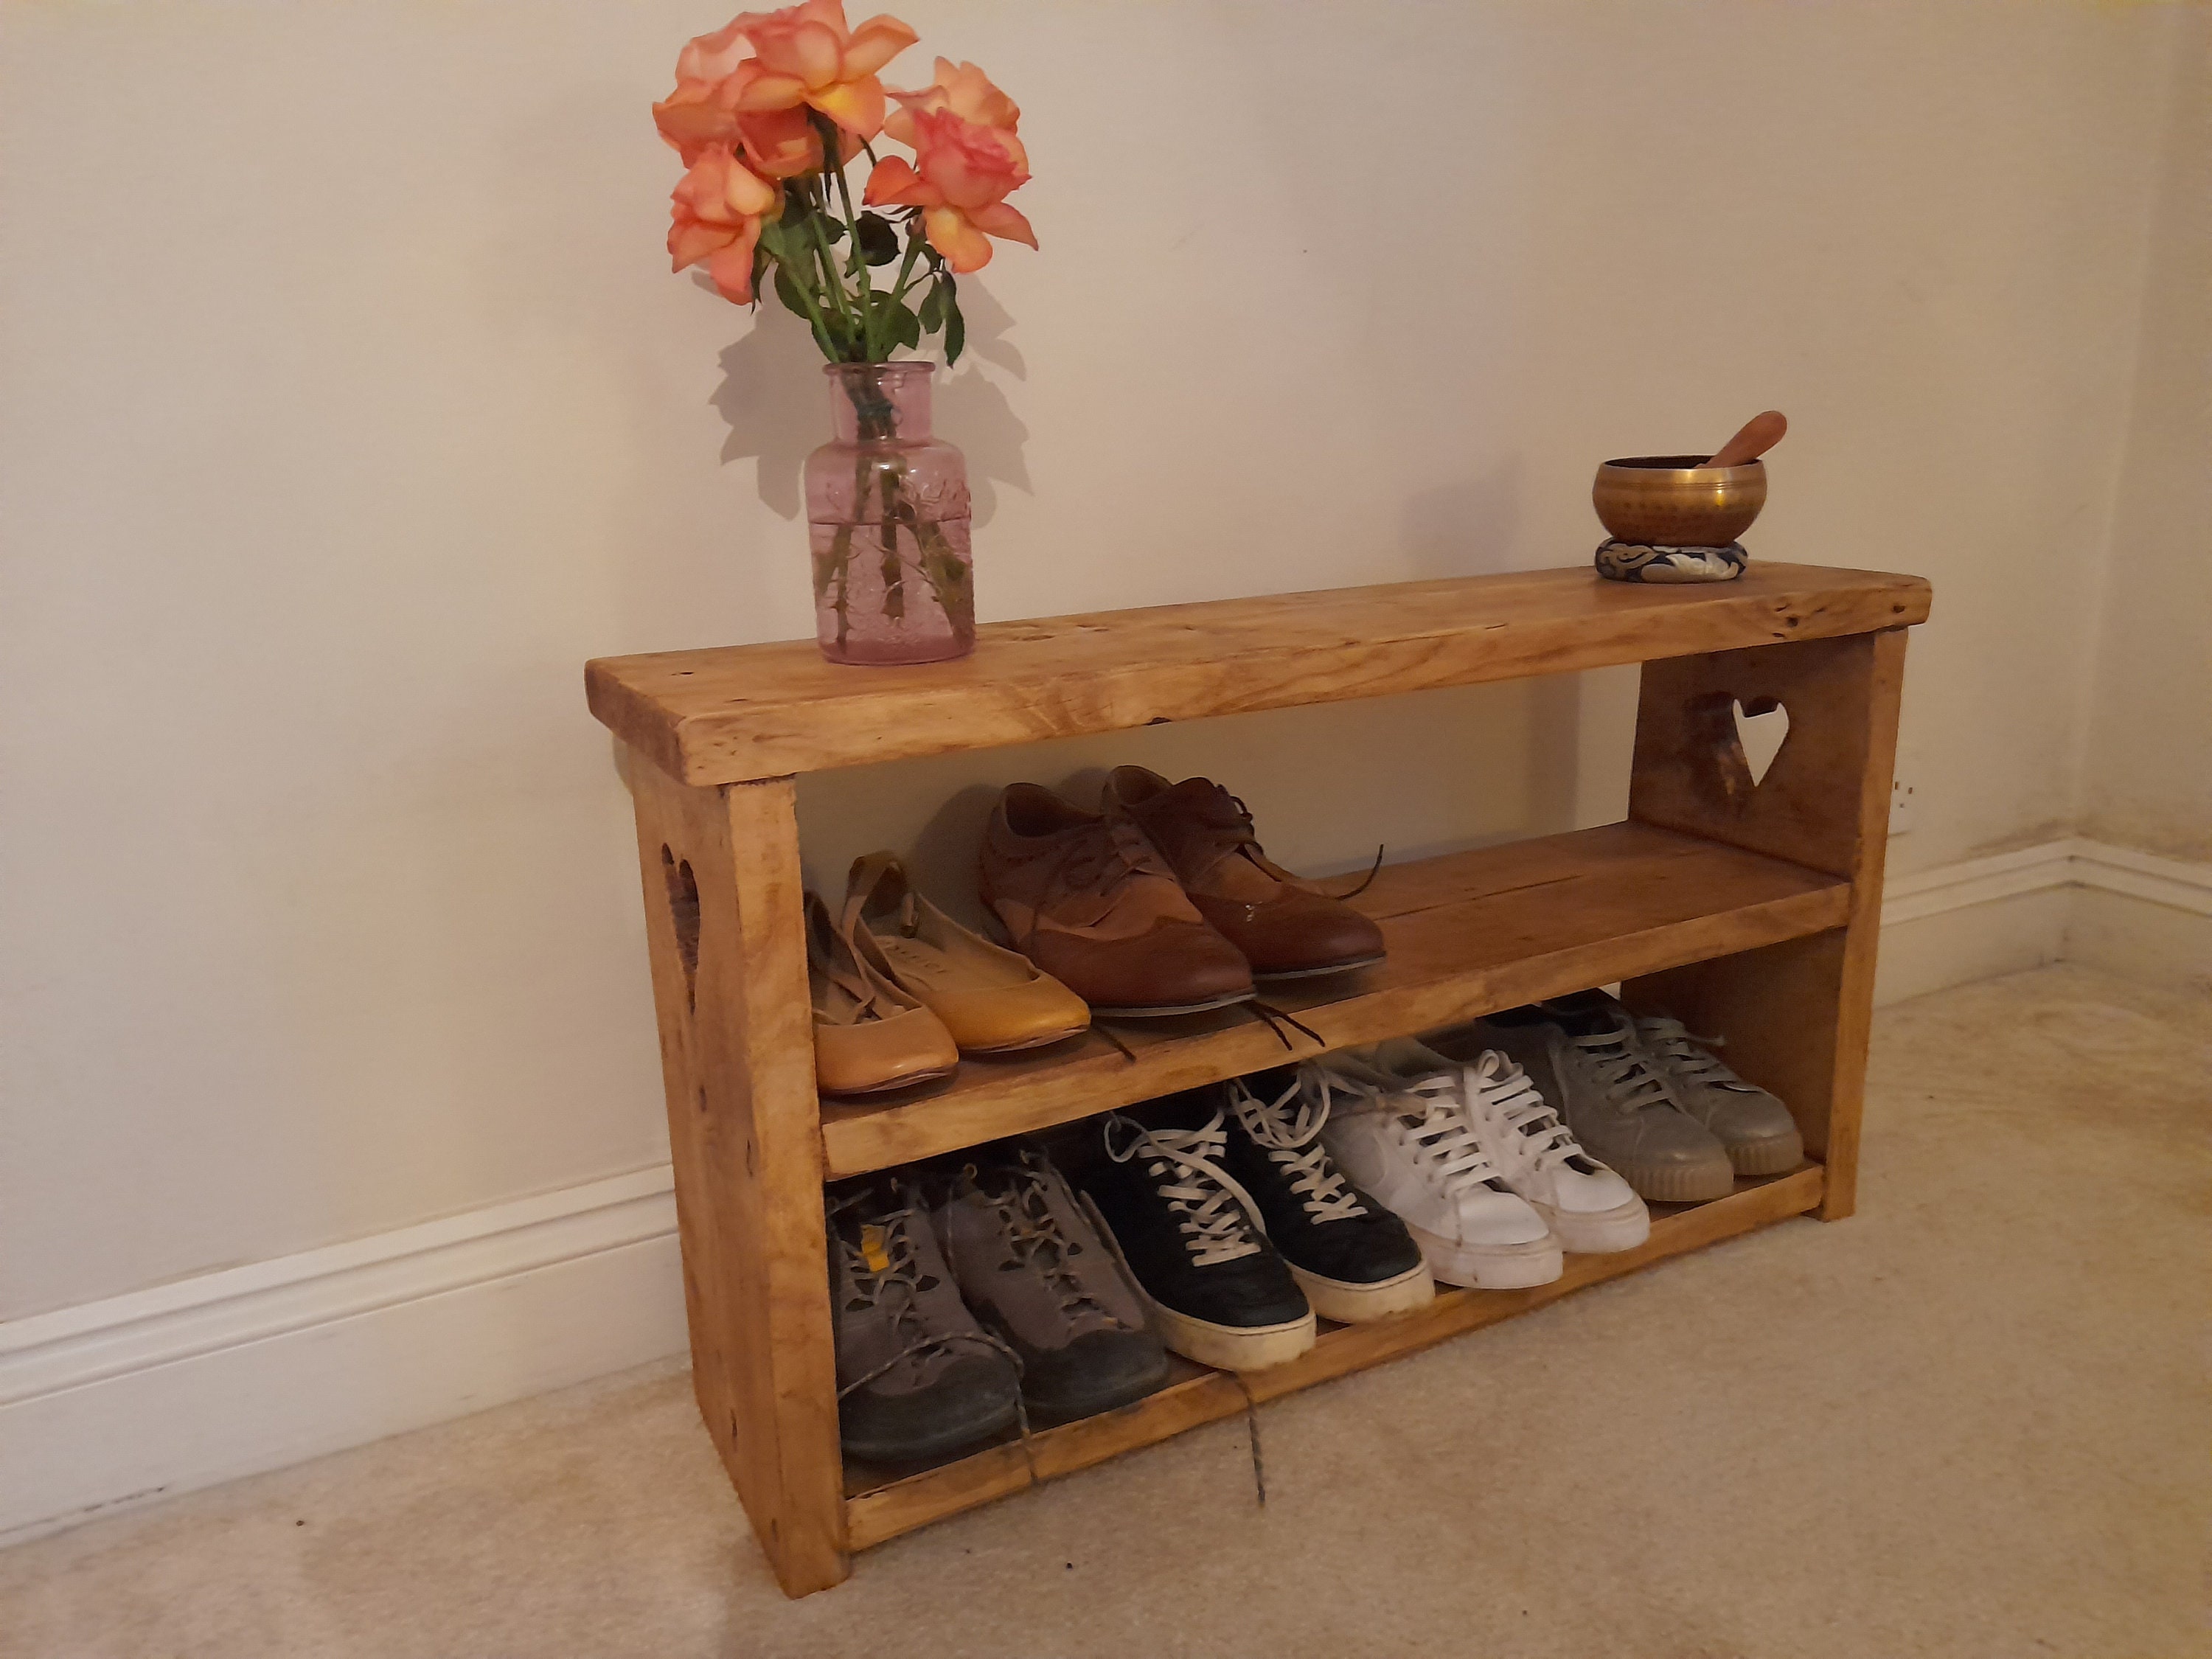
top-left (709, 276), bottom-right (1030, 527)
top-left (1400, 455), bottom-right (1526, 579)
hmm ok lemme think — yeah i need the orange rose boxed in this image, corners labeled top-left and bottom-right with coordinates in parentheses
top-left (674, 17), bottom-right (751, 86)
top-left (884, 58), bottom-right (1020, 149)
top-left (865, 106), bottom-right (1034, 272)
top-left (668, 143), bottom-right (779, 303)
top-left (656, 66), bottom-right (846, 180)
top-left (722, 0), bottom-right (917, 140)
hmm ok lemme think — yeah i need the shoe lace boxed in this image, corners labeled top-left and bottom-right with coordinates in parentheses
top-left (828, 1198), bottom-right (1010, 1397)
top-left (1329, 1068), bottom-right (1500, 1197)
top-left (1569, 1020), bottom-right (1678, 1116)
top-left (1228, 1071), bottom-right (1367, 1222)
top-left (1190, 784), bottom-right (1264, 846)
top-left (970, 1155), bottom-right (1119, 1328)
top-left (1180, 785), bottom-right (1385, 900)
top-left (1103, 1108), bottom-right (1269, 1267)
top-left (1635, 1016), bottom-right (1755, 1090)
top-left (1464, 1050), bottom-right (1585, 1172)
top-left (1053, 814), bottom-right (1175, 902)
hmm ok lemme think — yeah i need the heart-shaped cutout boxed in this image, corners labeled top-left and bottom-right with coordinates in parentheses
top-left (1734, 698), bottom-right (1790, 787)
top-left (661, 845), bottom-right (701, 1012)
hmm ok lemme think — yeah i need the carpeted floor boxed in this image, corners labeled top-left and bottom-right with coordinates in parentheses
top-left (2, 965), bottom-right (2205, 1659)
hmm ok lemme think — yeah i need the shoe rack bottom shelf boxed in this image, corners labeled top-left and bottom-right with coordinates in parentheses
top-left (841, 1163), bottom-right (1824, 1551)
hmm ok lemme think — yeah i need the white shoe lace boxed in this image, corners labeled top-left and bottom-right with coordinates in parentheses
top-left (1228, 1073), bottom-right (1367, 1223)
top-left (1330, 1067), bottom-right (1503, 1197)
top-left (1570, 1020), bottom-right (1678, 1116)
top-left (1464, 1050), bottom-right (1585, 1172)
top-left (1635, 1016), bottom-right (1757, 1091)
top-left (1104, 1109), bottom-right (1269, 1267)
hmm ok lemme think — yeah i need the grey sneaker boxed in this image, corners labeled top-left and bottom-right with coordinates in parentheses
top-left (935, 1151), bottom-right (1169, 1419)
top-left (1433, 991), bottom-right (1736, 1203)
top-left (830, 1185), bottom-right (1021, 1464)
top-left (1633, 1016), bottom-right (1806, 1176)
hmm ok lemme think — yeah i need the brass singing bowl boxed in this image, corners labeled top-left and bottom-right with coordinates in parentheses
top-left (1593, 455), bottom-right (1767, 546)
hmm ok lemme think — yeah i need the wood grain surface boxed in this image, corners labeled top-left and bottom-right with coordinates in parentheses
top-left (818, 821), bottom-right (1850, 1178)
top-left (586, 563), bottom-right (1932, 785)
top-left (1623, 628), bottom-right (1908, 1220)
top-left (627, 762), bottom-right (850, 1596)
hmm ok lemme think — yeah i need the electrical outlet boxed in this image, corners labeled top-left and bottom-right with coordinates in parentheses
top-left (1889, 774), bottom-right (1918, 835)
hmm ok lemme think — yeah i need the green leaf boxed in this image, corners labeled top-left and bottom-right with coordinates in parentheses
top-left (773, 262), bottom-right (812, 320)
top-left (855, 212), bottom-right (900, 266)
top-left (943, 293), bottom-right (965, 366)
top-left (918, 280), bottom-right (945, 333)
top-left (821, 218), bottom-right (846, 245)
top-left (863, 291), bottom-right (921, 353)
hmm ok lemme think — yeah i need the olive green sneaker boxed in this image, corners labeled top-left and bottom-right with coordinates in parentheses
top-left (1632, 1015), bottom-right (1806, 1177)
top-left (1433, 992), bottom-right (1736, 1204)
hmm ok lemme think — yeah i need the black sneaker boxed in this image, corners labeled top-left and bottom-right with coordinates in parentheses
top-left (1223, 1065), bottom-right (1435, 1321)
top-left (1077, 1088), bottom-right (1317, 1372)
top-left (828, 1183), bottom-right (1021, 1464)
top-left (933, 1150), bottom-right (1170, 1420)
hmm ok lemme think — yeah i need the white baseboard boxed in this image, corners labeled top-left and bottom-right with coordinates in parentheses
top-left (0, 1170), bottom-right (686, 1548)
top-left (1875, 836), bottom-right (2212, 1005)
top-left (3, 838), bottom-right (2204, 1548)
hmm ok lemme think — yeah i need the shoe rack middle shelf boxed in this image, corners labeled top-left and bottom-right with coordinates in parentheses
top-left (817, 820), bottom-right (1848, 1179)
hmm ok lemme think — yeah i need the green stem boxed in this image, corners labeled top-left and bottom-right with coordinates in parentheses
top-left (825, 163), bottom-right (878, 359)
top-left (805, 192), bottom-right (857, 348)
top-left (776, 248), bottom-right (841, 361)
top-left (877, 465), bottom-right (905, 620)
top-left (804, 115), bottom-right (879, 361)
top-left (828, 523), bottom-right (854, 650)
top-left (886, 231), bottom-right (925, 311)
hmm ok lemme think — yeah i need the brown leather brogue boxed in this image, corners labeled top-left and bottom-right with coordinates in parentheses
top-left (978, 783), bottom-right (1254, 1017)
top-left (1102, 767), bottom-right (1387, 981)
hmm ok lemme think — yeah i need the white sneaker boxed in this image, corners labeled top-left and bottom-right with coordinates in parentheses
top-left (1316, 1054), bottom-right (1561, 1290)
top-left (1443, 1046), bottom-right (1651, 1254)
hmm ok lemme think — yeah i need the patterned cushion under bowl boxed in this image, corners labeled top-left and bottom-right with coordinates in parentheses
top-left (1594, 540), bottom-right (1748, 584)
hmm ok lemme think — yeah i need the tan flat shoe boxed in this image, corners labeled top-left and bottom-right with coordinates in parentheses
top-left (805, 891), bottom-right (959, 1096)
top-left (842, 852), bottom-right (1090, 1055)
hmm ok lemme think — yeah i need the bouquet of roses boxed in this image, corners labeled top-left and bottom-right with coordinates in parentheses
top-left (653, 0), bottom-right (1035, 367)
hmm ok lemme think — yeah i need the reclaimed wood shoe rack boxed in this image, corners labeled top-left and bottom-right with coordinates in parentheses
top-left (585, 561), bottom-right (1931, 1596)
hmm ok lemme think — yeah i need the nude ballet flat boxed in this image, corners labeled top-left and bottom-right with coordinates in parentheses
top-left (806, 891), bottom-right (960, 1096)
top-left (842, 852), bottom-right (1090, 1055)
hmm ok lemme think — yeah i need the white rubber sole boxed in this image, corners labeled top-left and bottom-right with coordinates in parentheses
top-left (1081, 1194), bottom-right (1318, 1371)
top-left (1529, 1197), bottom-right (1650, 1256)
top-left (1142, 1296), bottom-right (1317, 1371)
top-left (1724, 1132), bottom-right (1806, 1178)
top-left (1407, 1223), bottom-right (1562, 1290)
top-left (1289, 1260), bottom-right (1436, 1323)
top-left (1615, 1158), bottom-right (1737, 1204)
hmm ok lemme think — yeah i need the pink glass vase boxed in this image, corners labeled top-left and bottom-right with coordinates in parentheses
top-left (804, 362), bottom-right (975, 666)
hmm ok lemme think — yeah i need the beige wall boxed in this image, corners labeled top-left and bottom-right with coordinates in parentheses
top-left (0, 1), bottom-right (2193, 1321)
top-left (2080, 9), bottom-right (2211, 863)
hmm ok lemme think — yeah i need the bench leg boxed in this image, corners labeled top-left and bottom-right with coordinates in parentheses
top-left (1621, 628), bottom-right (1908, 1220)
top-left (627, 756), bottom-right (848, 1594)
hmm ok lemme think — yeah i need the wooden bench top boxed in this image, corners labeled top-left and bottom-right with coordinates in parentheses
top-left (585, 561), bottom-right (1931, 785)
